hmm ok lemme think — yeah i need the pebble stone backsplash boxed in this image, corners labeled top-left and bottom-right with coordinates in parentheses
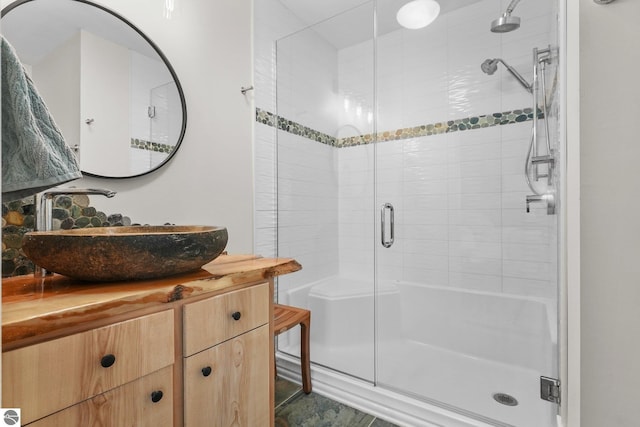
top-left (2, 195), bottom-right (133, 278)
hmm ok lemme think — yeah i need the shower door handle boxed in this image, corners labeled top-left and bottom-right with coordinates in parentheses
top-left (381, 203), bottom-right (395, 248)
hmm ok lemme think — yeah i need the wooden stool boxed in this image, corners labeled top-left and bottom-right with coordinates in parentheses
top-left (274, 303), bottom-right (312, 394)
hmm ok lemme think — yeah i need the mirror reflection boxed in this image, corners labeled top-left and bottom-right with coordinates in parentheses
top-left (1, 0), bottom-right (187, 178)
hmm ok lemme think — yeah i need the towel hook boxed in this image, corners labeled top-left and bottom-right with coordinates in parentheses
top-left (240, 85), bottom-right (254, 95)
top-left (85, 118), bottom-right (94, 125)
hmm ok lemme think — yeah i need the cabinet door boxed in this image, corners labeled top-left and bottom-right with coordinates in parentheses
top-left (28, 365), bottom-right (173, 427)
top-left (3, 310), bottom-right (174, 424)
top-left (184, 325), bottom-right (270, 427)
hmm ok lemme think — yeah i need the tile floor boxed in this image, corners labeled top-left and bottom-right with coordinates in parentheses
top-left (275, 377), bottom-right (400, 427)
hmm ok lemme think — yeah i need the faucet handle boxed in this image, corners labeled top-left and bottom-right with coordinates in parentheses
top-left (526, 194), bottom-right (555, 215)
top-left (545, 194), bottom-right (556, 215)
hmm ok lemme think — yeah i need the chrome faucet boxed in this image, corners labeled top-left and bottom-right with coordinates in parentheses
top-left (33, 187), bottom-right (117, 277)
top-left (526, 193), bottom-right (555, 215)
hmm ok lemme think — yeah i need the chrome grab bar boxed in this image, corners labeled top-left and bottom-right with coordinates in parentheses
top-left (381, 203), bottom-right (394, 248)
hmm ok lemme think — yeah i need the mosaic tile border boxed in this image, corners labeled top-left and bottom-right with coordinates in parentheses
top-left (130, 138), bottom-right (175, 153)
top-left (256, 109), bottom-right (338, 147)
top-left (256, 107), bottom-right (543, 148)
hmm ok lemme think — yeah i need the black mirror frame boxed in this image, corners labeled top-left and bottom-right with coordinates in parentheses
top-left (1, 0), bottom-right (188, 179)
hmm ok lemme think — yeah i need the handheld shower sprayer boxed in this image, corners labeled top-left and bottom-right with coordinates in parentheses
top-left (491, 0), bottom-right (523, 33)
top-left (480, 58), bottom-right (532, 93)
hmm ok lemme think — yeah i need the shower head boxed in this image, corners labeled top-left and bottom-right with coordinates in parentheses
top-left (491, 0), bottom-right (523, 33)
top-left (481, 58), bottom-right (532, 93)
top-left (491, 14), bottom-right (521, 33)
top-left (481, 58), bottom-right (499, 75)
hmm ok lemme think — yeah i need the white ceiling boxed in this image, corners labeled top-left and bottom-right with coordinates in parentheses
top-left (277, 0), bottom-right (484, 49)
top-left (278, 0), bottom-right (368, 26)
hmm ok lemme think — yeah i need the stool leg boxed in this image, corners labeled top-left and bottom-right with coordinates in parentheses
top-left (300, 315), bottom-right (312, 393)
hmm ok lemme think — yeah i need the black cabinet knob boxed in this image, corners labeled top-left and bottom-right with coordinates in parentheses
top-left (150, 390), bottom-right (163, 403)
top-left (231, 311), bottom-right (241, 321)
top-left (201, 366), bottom-right (212, 377)
top-left (100, 354), bottom-right (116, 368)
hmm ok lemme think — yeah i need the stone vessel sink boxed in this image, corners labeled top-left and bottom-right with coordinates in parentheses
top-left (22, 225), bottom-right (228, 282)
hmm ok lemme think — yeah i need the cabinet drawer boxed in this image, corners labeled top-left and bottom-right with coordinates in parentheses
top-left (183, 282), bottom-right (269, 356)
top-left (184, 325), bottom-right (270, 427)
top-left (3, 309), bottom-right (174, 424)
top-left (28, 365), bottom-right (174, 427)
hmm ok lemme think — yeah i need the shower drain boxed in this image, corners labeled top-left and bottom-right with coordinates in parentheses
top-left (493, 393), bottom-right (519, 406)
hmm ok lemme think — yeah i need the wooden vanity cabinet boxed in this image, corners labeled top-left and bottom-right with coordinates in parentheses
top-left (2, 255), bottom-right (297, 427)
top-left (182, 282), bottom-right (272, 427)
top-left (3, 282), bottom-right (275, 427)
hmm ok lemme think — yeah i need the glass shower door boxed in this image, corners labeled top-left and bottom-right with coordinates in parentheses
top-left (275, 2), bottom-right (377, 382)
top-left (374, 0), bottom-right (559, 426)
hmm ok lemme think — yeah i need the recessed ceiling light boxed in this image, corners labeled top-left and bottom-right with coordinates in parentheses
top-left (396, 0), bottom-right (441, 30)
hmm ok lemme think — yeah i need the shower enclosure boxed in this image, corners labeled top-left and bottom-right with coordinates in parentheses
top-left (269, 0), bottom-right (561, 425)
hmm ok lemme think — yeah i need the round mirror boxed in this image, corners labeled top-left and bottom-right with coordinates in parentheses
top-left (1, 0), bottom-right (187, 178)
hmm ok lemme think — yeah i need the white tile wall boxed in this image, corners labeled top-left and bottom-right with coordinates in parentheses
top-left (254, 0), bottom-right (307, 262)
top-left (277, 30), bottom-right (340, 137)
top-left (255, 0), bottom-right (558, 300)
top-left (276, 130), bottom-right (340, 293)
top-left (337, 144), bottom-right (375, 280)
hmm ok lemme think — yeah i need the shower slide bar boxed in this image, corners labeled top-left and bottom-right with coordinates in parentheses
top-left (525, 46), bottom-right (556, 215)
top-left (531, 46), bottom-right (553, 167)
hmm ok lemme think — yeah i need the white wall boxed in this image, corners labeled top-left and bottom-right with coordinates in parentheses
top-left (579, 0), bottom-right (640, 426)
top-left (80, 30), bottom-right (130, 177)
top-left (16, 0), bottom-right (255, 253)
top-left (31, 33), bottom-right (81, 152)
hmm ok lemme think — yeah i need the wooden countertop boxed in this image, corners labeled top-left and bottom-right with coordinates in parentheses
top-left (2, 254), bottom-right (301, 348)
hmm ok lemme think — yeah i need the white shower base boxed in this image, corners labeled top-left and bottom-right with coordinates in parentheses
top-left (278, 276), bottom-right (558, 427)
